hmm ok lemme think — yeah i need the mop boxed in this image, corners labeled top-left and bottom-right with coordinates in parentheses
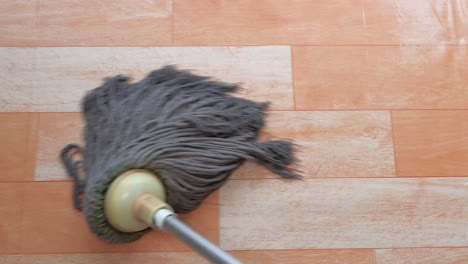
top-left (60, 66), bottom-right (300, 263)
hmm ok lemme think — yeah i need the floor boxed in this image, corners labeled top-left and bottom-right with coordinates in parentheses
top-left (0, 1), bottom-right (467, 263)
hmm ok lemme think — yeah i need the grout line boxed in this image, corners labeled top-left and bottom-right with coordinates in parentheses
top-left (0, 249), bottom-right (197, 256)
top-left (4, 246), bottom-right (468, 256)
top-left (0, 180), bottom-right (72, 183)
top-left (32, 113), bottom-right (41, 181)
top-left (2, 109), bottom-right (468, 115)
top-left (373, 249), bottom-right (378, 264)
top-left (225, 246), bottom-right (468, 252)
top-left (290, 46), bottom-right (297, 111)
top-left (229, 175), bottom-right (468, 180)
top-left (389, 111), bottom-right (399, 177)
top-left (0, 44), bottom-right (466, 48)
top-left (266, 109), bottom-right (468, 112)
top-left (288, 44), bottom-right (466, 47)
top-left (215, 189), bottom-right (221, 246)
top-left (2, 175), bottom-right (468, 184)
top-left (19, 184), bottom-right (26, 253)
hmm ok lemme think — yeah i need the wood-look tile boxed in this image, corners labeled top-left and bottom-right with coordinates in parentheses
top-left (233, 111), bottom-right (395, 179)
top-left (362, 0), bottom-right (467, 45)
top-left (0, 49), bottom-right (37, 112)
top-left (0, 252), bottom-right (206, 264)
top-left (0, 0), bottom-right (173, 46)
top-left (0, 1), bottom-right (37, 46)
top-left (0, 113), bottom-right (38, 181)
top-left (174, 0), bottom-right (467, 45)
top-left (36, 113), bottom-right (83, 181)
top-left (0, 183), bottom-right (24, 254)
top-left (220, 178), bottom-right (468, 250)
top-left (231, 249), bottom-right (375, 264)
top-left (393, 110), bottom-right (468, 176)
top-left (174, 0), bottom-right (365, 45)
top-left (18, 182), bottom-right (218, 254)
top-left (293, 46), bottom-right (468, 110)
top-left (375, 248), bottom-right (468, 264)
top-left (0, 46), bottom-right (293, 112)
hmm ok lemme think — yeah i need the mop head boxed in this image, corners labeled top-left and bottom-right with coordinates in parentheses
top-left (61, 66), bottom-right (300, 243)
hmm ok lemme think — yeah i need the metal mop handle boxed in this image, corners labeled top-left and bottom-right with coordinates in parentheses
top-left (154, 208), bottom-right (242, 264)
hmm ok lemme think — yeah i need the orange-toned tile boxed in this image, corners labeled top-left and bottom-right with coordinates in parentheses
top-left (0, 46), bottom-right (293, 112)
top-left (0, 1), bottom-right (37, 46)
top-left (0, 252), bottom-right (206, 264)
top-left (0, 0), bottom-right (173, 46)
top-left (0, 113), bottom-right (38, 181)
top-left (174, 0), bottom-right (365, 45)
top-left (179, 191), bottom-right (219, 245)
top-left (220, 178), bottom-right (468, 250)
top-left (18, 182), bottom-right (218, 254)
top-left (234, 111), bottom-right (395, 178)
top-left (362, 0), bottom-right (467, 45)
top-left (0, 183), bottom-right (24, 254)
top-left (36, 113), bottom-right (83, 181)
top-left (231, 249), bottom-right (375, 264)
top-left (293, 46), bottom-right (468, 110)
top-left (174, 0), bottom-right (466, 45)
top-left (375, 248), bottom-right (468, 264)
top-left (393, 110), bottom-right (468, 176)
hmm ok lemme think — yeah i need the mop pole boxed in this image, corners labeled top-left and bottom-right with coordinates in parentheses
top-left (154, 208), bottom-right (241, 264)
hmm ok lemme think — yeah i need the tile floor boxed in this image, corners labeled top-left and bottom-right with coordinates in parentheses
top-left (0, 1), bottom-right (467, 263)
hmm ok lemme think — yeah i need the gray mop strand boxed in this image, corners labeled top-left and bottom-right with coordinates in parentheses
top-left (61, 66), bottom-right (300, 245)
